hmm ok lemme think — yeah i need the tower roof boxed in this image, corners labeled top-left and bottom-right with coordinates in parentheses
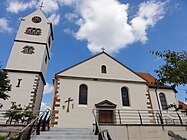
top-left (22, 8), bottom-right (54, 40)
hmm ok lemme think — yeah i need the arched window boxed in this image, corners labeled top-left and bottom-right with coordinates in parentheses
top-left (159, 93), bottom-right (167, 110)
top-left (121, 87), bottom-right (129, 106)
top-left (79, 84), bottom-right (88, 105)
top-left (101, 65), bottom-right (107, 73)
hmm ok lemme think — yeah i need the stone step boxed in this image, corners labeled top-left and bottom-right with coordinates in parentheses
top-left (32, 128), bottom-right (98, 140)
top-left (39, 131), bottom-right (94, 135)
top-left (50, 128), bottom-right (93, 131)
top-left (32, 135), bottom-right (97, 139)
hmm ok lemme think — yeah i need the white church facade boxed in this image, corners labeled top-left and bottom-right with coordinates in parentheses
top-left (51, 52), bottom-right (178, 128)
top-left (2, 9), bottom-right (53, 111)
top-left (1, 8), bottom-right (187, 140)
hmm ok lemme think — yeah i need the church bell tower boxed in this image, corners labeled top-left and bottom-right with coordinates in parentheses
top-left (3, 9), bottom-right (53, 111)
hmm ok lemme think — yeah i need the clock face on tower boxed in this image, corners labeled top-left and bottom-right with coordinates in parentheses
top-left (32, 16), bottom-right (42, 23)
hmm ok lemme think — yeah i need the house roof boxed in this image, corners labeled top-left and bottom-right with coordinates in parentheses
top-left (136, 72), bottom-right (157, 85)
top-left (136, 72), bottom-right (177, 92)
top-left (178, 101), bottom-right (187, 109)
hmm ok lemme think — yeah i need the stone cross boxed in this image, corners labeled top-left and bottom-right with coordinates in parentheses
top-left (65, 97), bottom-right (74, 112)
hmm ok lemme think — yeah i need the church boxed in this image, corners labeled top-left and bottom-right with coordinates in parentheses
top-left (51, 51), bottom-right (178, 128)
top-left (2, 8), bottom-right (187, 140)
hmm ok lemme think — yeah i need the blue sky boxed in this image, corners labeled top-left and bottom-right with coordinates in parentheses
top-left (0, 0), bottom-right (186, 109)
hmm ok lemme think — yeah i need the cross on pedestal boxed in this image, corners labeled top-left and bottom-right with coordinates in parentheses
top-left (39, 2), bottom-right (44, 9)
top-left (101, 47), bottom-right (105, 52)
top-left (65, 97), bottom-right (74, 112)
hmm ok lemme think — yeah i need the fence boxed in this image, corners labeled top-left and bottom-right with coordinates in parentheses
top-left (93, 109), bottom-right (187, 125)
top-left (0, 109), bottom-right (50, 139)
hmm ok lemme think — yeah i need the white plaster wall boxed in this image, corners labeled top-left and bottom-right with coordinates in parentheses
top-left (1, 72), bottom-right (36, 110)
top-left (149, 88), bottom-right (178, 110)
top-left (101, 125), bottom-right (187, 140)
top-left (58, 53), bottom-right (146, 82)
top-left (56, 78), bottom-right (147, 128)
top-left (6, 42), bottom-right (47, 78)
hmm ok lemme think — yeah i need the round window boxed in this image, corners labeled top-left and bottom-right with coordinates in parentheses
top-left (32, 16), bottom-right (42, 23)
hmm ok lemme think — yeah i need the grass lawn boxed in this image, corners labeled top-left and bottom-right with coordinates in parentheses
top-left (0, 136), bottom-right (6, 140)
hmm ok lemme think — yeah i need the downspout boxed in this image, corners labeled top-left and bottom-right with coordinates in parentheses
top-left (155, 86), bottom-right (163, 124)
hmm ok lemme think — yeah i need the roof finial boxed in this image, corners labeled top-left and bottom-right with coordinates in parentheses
top-left (101, 47), bottom-right (105, 52)
top-left (39, 2), bottom-right (44, 9)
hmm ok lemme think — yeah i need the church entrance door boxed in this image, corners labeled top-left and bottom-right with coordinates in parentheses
top-left (95, 100), bottom-right (117, 124)
top-left (98, 110), bottom-right (114, 123)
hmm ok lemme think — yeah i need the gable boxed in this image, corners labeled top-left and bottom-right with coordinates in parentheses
top-left (57, 52), bottom-right (146, 83)
top-left (95, 100), bottom-right (117, 108)
top-left (22, 9), bottom-right (50, 24)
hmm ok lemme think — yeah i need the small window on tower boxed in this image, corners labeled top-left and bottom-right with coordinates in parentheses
top-left (48, 36), bottom-right (51, 48)
top-left (45, 56), bottom-right (48, 64)
top-left (16, 79), bottom-right (22, 87)
top-left (21, 46), bottom-right (35, 54)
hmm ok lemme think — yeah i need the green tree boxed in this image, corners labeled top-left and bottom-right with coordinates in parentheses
top-left (167, 103), bottom-right (183, 111)
top-left (151, 50), bottom-right (187, 89)
top-left (4, 103), bottom-right (35, 124)
top-left (0, 66), bottom-right (11, 100)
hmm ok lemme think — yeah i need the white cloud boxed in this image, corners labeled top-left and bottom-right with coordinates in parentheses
top-left (40, 102), bottom-right (51, 111)
top-left (0, 18), bottom-right (12, 33)
top-left (43, 83), bottom-right (53, 95)
top-left (65, 13), bottom-right (78, 22)
top-left (73, 0), bottom-right (166, 54)
top-left (64, 28), bottom-right (74, 35)
top-left (6, 0), bottom-right (36, 13)
top-left (131, 0), bottom-right (165, 43)
top-left (48, 13), bottom-right (60, 26)
top-left (57, 0), bottom-right (75, 6)
top-left (75, 0), bottom-right (134, 54)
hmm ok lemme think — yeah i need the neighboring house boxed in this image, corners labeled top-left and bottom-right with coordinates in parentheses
top-left (51, 52), bottom-right (179, 128)
top-left (179, 100), bottom-right (187, 110)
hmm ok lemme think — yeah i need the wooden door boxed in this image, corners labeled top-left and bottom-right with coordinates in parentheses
top-left (98, 110), bottom-right (113, 123)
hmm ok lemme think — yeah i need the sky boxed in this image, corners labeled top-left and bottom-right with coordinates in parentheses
top-left (0, 0), bottom-right (186, 110)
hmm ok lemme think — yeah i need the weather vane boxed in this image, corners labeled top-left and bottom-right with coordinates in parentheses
top-left (101, 47), bottom-right (105, 52)
top-left (39, 2), bottom-right (44, 9)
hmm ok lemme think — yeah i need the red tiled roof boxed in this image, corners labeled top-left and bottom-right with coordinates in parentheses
top-left (179, 101), bottom-right (187, 109)
top-left (136, 72), bottom-right (177, 92)
top-left (136, 72), bottom-right (157, 85)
